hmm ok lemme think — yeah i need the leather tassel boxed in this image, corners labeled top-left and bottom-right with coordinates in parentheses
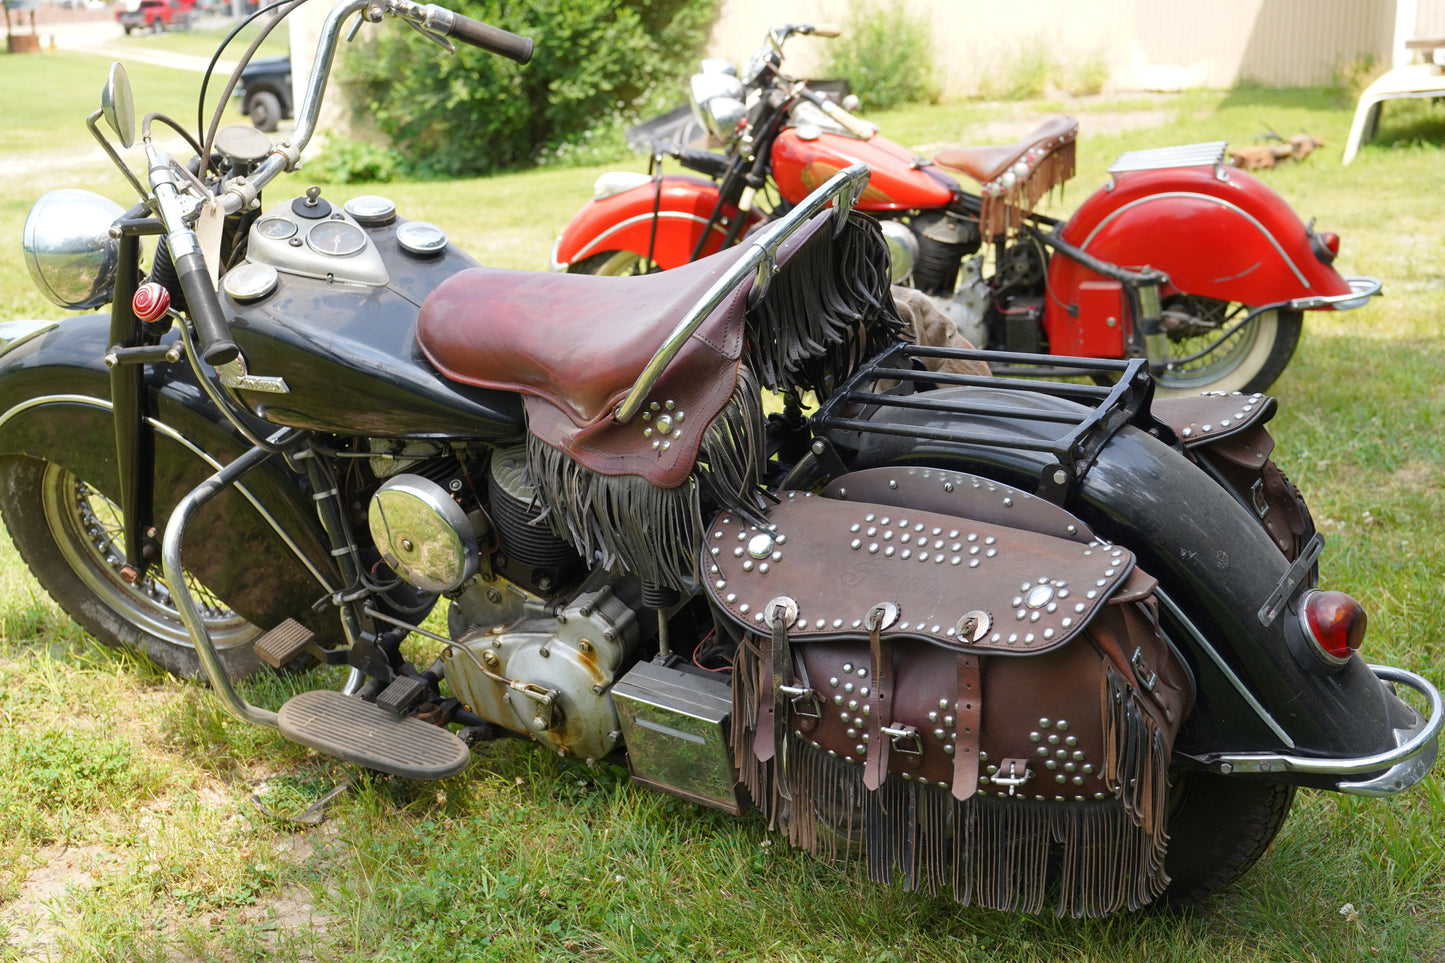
top-left (527, 367), bottom-right (763, 592)
top-left (743, 215), bottom-right (902, 401)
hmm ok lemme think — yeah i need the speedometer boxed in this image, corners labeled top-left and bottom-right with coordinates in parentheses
top-left (306, 220), bottom-right (367, 257)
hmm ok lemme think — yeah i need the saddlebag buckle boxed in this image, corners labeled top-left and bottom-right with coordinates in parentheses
top-left (992, 757), bottom-right (1033, 797)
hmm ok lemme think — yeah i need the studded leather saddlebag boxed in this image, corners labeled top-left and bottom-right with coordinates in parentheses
top-left (704, 489), bottom-right (1193, 916)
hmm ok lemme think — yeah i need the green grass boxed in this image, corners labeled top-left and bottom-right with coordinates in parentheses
top-left (1, 46), bottom-right (1443, 962)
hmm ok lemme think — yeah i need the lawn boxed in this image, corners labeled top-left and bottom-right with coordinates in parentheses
top-left (0, 36), bottom-right (1442, 963)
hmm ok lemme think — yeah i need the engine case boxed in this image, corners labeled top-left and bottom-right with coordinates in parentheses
top-left (442, 583), bottom-right (640, 762)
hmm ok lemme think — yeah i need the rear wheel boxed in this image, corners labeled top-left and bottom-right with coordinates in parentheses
top-left (567, 250), bottom-right (657, 277)
top-left (1151, 298), bottom-right (1302, 397)
top-left (0, 456), bottom-right (263, 680)
top-left (1160, 771), bottom-right (1296, 904)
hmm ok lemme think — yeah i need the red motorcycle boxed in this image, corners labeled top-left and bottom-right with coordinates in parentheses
top-left (553, 24), bottom-right (1380, 396)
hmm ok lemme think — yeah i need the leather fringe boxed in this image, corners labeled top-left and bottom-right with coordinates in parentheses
top-left (979, 139), bottom-right (1077, 238)
top-left (527, 367), bottom-right (764, 592)
top-left (743, 215), bottom-right (903, 400)
top-left (732, 633), bottom-right (1173, 916)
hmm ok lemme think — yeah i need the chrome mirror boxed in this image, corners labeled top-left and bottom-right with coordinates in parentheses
top-left (101, 62), bottom-right (135, 149)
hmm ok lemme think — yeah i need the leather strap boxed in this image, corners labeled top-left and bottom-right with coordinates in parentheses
top-left (864, 609), bottom-right (895, 791)
top-left (952, 654), bottom-right (981, 801)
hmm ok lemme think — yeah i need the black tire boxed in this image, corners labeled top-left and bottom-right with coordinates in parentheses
top-left (567, 250), bottom-right (656, 276)
top-left (123, 24), bottom-right (134, 34)
top-left (0, 456), bottom-right (263, 680)
top-left (245, 90), bottom-right (282, 133)
top-left (1151, 299), bottom-right (1303, 397)
top-left (1160, 771), bottom-right (1296, 905)
top-left (149, 16), bottom-right (162, 32)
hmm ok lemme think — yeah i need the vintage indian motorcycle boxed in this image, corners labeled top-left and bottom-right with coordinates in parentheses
top-left (552, 24), bottom-right (1382, 397)
top-left (7, 0), bottom-right (1440, 918)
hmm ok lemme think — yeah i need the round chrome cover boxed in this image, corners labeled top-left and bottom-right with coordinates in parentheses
top-left (368, 474), bottom-right (478, 593)
top-left (344, 194), bottom-right (397, 226)
top-left (879, 220), bottom-right (918, 283)
top-left (23, 190), bottom-right (124, 309)
top-left (396, 221), bottom-right (448, 256)
top-left (222, 262), bottom-right (279, 302)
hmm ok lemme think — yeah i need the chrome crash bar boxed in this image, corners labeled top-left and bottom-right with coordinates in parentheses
top-left (613, 163), bottom-right (872, 423)
top-left (1182, 664), bottom-right (1442, 797)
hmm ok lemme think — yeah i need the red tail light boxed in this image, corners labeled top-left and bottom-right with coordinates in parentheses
top-left (1302, 590), bottom-right (1367, 663)
top-left (1310, 230), bottom-right (1340, 265)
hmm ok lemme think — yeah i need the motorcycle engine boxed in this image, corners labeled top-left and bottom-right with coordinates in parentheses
top-left (366, 444), bottom-right (644, 762)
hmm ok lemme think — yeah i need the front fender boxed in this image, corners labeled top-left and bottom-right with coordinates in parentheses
top-left (552, 174), bottom-right (763, 271)
top-left (1042, 164), bottom-right (1354, 352)
top-left (0, 313), bottom-right (342, 643)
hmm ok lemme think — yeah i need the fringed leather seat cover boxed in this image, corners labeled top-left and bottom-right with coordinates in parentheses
top-left (934, 116), bottom-right (1078, 236)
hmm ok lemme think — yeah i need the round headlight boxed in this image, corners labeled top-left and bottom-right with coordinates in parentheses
top-left (22, 190), bottom-right (124, 310)
top-left (689, 72), bottom-right (746, 143)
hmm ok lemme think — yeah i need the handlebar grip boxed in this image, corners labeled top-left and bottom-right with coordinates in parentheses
top-left (811, 23), bottom-right (841, 37)
top-left (672, 147), bottom-right (732, 179)
top-left (443, 11), bottom-right (533, 64)
top-left (173, 250), bottom-right (240, 366)
top-left (809, 91), bottom-right (876, 140)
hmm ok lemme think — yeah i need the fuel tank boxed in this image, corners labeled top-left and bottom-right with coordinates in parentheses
top-left (221, 199), bottom-right (526, 440)
top-left (771, 128), bottom-right (958, 211)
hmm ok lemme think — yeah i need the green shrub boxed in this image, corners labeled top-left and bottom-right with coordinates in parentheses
top-left (338, 0), bottom-right (717, 178)
top-left (974, 38), bottom-right (1052, 101)
top-left (1058, 49), bottom-right (1110, 97)
top-left (818, 0), bottom-right (941, 111)
top-left (308, 138), bottom-right (406, 184)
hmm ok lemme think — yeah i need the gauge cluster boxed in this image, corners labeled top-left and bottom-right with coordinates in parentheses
top-left (238, 193), bottom-right (449, 297)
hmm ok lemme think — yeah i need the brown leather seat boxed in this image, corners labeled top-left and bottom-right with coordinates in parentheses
top-left (933, 116), bottom-right (1079, 185)
top-left (416, 243), bottom-right (755, 425)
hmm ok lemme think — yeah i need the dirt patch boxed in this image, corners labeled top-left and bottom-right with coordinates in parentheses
top-left (0, 843), bottom-right (122, 961)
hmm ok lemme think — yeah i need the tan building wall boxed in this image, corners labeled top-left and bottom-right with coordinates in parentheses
top-left (706, 0), bottom-right (1441, 94)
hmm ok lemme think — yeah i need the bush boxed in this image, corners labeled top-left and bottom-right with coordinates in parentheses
top-left (974, 39), bottom-right (1052, 101)
top-left (817, 0), bottom-right (941, 111)
top-left (308, 138), bottom-right (406, 184)
top-left (338, 0), bottom-right (717, 178)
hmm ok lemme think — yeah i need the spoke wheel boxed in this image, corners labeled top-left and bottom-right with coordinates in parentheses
top-left (0, 456), bottom-right (263, 679)
top-left (1150, 298), bottom-right (1303, 397)
top-left (568, 250), bottom-right (657, 276)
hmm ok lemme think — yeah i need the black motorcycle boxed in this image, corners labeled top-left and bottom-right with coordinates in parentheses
top-left (7, 0), bottom-right (1438, 917)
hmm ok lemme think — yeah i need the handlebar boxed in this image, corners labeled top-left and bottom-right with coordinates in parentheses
top-left (142, 0), bottom-right (533, 367)
top-left (399, 2), bottom-right (533, 62)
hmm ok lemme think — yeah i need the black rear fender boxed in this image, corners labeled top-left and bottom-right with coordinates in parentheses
top-left (0, 315), bottom-right (342, 643)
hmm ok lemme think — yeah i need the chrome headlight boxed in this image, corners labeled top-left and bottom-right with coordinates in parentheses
top-left (688, 72), bottom-right (746, 145)
top-left (22, 190), bottom-right (124, 310)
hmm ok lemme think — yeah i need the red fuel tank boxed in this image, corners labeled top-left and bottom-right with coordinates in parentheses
top-left (771, 129), bottom-right (957, 211)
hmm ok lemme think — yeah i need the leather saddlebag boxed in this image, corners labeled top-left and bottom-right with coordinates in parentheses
top-left (704, 490), bottom-right (1193, 916)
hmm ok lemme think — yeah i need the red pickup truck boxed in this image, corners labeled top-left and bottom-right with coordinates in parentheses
top-left (116, 0), bottom-right (196, 33)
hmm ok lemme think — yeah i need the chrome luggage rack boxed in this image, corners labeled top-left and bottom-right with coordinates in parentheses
top-left (809, 343), bottom-right (1155, 502)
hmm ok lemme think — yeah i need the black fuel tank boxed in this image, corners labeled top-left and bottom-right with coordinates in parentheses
top-left (221, 208), bottom-right (525, 440)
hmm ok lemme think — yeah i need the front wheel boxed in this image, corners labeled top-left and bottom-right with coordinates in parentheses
top-left (1150, 298), bottom-right (1303, 397)
top-left (567, 250), bottom-right (657, 277)
top-left (0, 456), bottom-right (264, 680)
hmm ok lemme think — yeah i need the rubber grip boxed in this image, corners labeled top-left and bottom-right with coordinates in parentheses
top-left (174, 250), bottom-right (240, 366)
top-left (673, 148), bottom-right (731, 178)
top-left (448, 15), bottom-right (533, 64)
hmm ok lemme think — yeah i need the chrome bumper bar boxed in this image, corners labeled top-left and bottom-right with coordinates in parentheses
top-left (1182, 664), bottom-right (1441, 796)
top-left (1288, 274), bottom-right (1382, 311)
